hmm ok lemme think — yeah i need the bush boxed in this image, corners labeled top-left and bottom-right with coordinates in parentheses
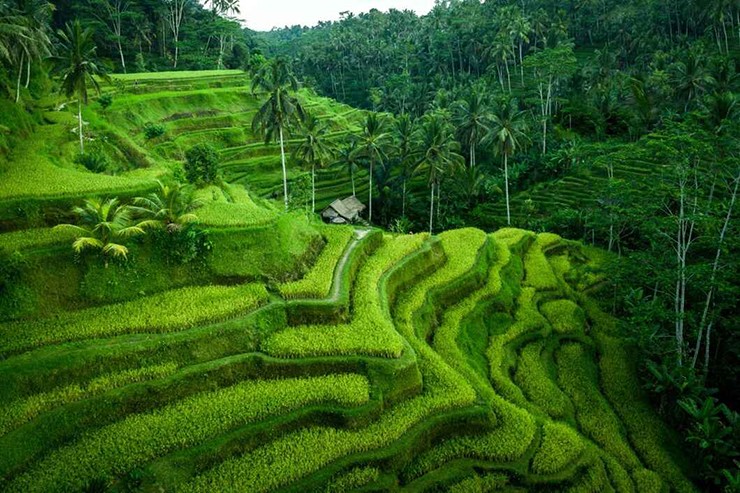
top-left (143, 122), bottom-right (165, 139)
top-left (74, 150), bottom-right (110, 173)
top-left (98, 94), bottom-right (113, 110)
top-left (184, 143), bottom-right (220, 187)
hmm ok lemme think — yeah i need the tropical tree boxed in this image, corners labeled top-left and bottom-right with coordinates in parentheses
top-left (54, 20), bottom-right (109, 154)
top-left (485, 97), bottom-right (530, 226)
top-left (293, 113), bottom-right (335, 213)
top-left (673, 50), bottom-right (715, 111)
top-left (252, 58), bottom-right (305, 210)
top-left (333, 141), bottom-right (362, 197)
top-left (393, 113), bottom-right (416, 217)
top-left (54, 197), bottom-right (149, 265)
top-left (132, 180), bottom-right (201, 233)
top-left (452, 88), bottom-right (490, 169)
top-left (351, 113), bottom-right (391, 223)
top-left (10, 0), bottom-right (52, 101)
top-left (413, 111), bottom-right (463, 234)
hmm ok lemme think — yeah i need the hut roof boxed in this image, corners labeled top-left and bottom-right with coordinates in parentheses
top-left (322, 196), bottom-right (366, 223)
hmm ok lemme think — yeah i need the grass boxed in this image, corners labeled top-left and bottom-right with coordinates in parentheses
top-left (0, 283), bottom-right (269, 356)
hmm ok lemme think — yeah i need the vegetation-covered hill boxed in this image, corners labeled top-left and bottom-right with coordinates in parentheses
top-left (0, 223), bottom-right (695, 492)
top-left (0, 70), bottom-right (698, 491)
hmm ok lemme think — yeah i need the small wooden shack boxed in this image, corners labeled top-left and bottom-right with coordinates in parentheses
top-left (321, 196), bottom-right (367, 224)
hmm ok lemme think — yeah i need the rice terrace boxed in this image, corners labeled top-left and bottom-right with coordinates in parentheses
top-left (0, 0), bottom-right (738, 492)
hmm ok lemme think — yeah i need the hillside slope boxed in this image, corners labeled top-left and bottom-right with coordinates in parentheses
top-left (0, 71), bottom-right (694, 492)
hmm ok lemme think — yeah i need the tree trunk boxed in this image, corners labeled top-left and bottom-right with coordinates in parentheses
top-left (368, 160), bottom-right (373, 223)
top-left (351, 169), bottom-right (356, 196)
top-left (118, 39), bottom-right (127, 73)
top-left (402, 180), bottom-right (407, 217)
top-left (24, 54), bottom-right (30, 88)
top-left (504, 153), bottom-right (511, 225)
top-left (519, 42), bottom-right (524, 84)
top-left (15, 53), bottom-right (23, 103)
top-left (691, 173), bottom-right (738, 369)
top-left (279, 126), bottom-right (288, 210)
top-left (311, 162), bottom-right (316, 213)
top-left (78, 99), bottom-right (84, 154)
top-left (429, 181), bottom-right (435, 234)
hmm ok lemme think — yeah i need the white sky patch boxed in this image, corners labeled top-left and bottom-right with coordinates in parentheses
top-left (237, 0), bottom-right (436, 32)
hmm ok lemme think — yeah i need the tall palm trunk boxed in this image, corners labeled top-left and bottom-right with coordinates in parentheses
top-left (25, 55), bottom-right (31, 88)
top-left (311, 162), bottom-right (316, 213)
top-left (118, 39), bottom-right (126, 73)
top-left (504, 153), bottom-right (511, 225)
top-left (402, 180), bottom-right (407, 216)
top-left (429, 181), bottom-right (435, 234)
top-left (279, 126), bottom-right (288, 210)
top-left (16, 53), bottom-right (24, 103)
top-left (78, 99), bottom-right (84, 154)
top-left (351, 170), bottom-right (356, 196)
top-left (368, 159), bottom-right (374, 223)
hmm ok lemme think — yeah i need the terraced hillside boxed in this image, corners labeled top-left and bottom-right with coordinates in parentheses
top-left (0, 223), bottom-right (694, 492)
top-left (100, 71), bottom-right (367, 210)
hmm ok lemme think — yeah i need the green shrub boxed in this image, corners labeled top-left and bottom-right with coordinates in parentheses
top-left (143, 122), bottom-right (166, 139)
top-left (531, 422), bottom-right (587, 474)
top-left (74, 150), bottom-right (110, 173)
top-left (184, 143), bottom-right (220, 186)
top-left (98, 94), bottom-right (113, 110)
top-left (0, 283), bottom-right (269, 356)
top-left (0, 363), bottom-right (178, 436)
top-left (8, 374), bottom-right (370, 492)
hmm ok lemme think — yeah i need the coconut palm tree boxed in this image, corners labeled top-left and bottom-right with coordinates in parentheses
top-left (293, 113), bottom-right (335, 213)
top-left (413, 111), bottom-right (463, 234)
top-left (673, 51), bottom-right (715, 112)
top-left (132, 181), bottom-right (201, 233)
top-left (351, 113), bottom-right (391, 223)
top-left (54, 197), bottom-right (149, 265)
top-left (393, 113), bottom-right (416, 217)
top-left (452, 88), bottom-right (490, 169)
top-left (485, 97), bottom-right (530, 226)
top-left (252, 58), bottom-right (305, 211)
top-left (333, 141), bottom-right (362, 197)
top-left (9, 0), bottom-right (52, 102)
top-left (54, 20), bottom-right (109, 154)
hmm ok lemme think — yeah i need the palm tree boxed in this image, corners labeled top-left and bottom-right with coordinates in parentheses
top-left (54, 198), bottom-right (149, 265)
top-left (452, 88), bottom-right (490, 169)
top-left (54, 20), bottom-right (109, 154)
top-left (673, 51), bottom-right (715, 112)
top-left (293, 113), bottom-right (335, 213)
top-left (9, 0), bottom-right (52, 102)
top-left (132, 181), bottom-right (201, 233)
top-left (485, 97), bottom-right (530, 226)
top-left (333, 141), bottom-right (362, 197)
top-left (413, 111), bottom-right (463, 234)
top-left (393, 114), bottom-right (416, 217)
top-left (351, 113), bottom-right (391, 223)
top-left (252, 58), bottom-right (305, 211)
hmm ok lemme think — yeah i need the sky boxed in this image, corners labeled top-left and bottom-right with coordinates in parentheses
top-left (238, 0), bottom-right (437, 32)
